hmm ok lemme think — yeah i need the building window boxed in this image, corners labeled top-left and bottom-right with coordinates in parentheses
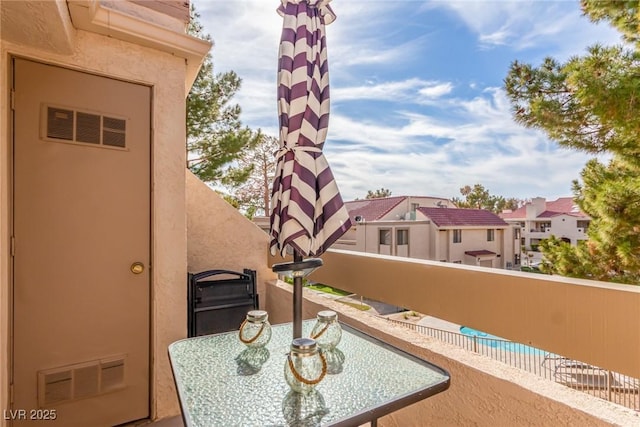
top-left (453, 229), bottom-right (462, 243)
top-left (379, 229), bottom-right (391, 245)
top-left (396, 229), bottom-right (409, 245)
top-left (410, 203), bottom-right (419, 212)
top-left (577, 220), bottom-right (589, 233)
top-left (487, 229), bottom-right (494, 242)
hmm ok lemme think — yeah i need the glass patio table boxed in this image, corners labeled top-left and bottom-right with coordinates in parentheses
top-left (168, 320), bottom-right (450, 426)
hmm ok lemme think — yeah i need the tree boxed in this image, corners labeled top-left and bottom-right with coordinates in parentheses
top-left (186, 7), bottom-right (260, 186)
top-left (504, 1), bottom-right (640, 284)
top-left (581, 0), bottom-right (640, 45)
top-left (451, 184), bottom-right (522, 213)
top-left (225, 132), bottom-right (279, 218)
top-left (365, 188), bottom-right (392, 199)
top-left (456, 184), bottom-right (490, 209)
top-left (492, 196), bottom-right (523, 213)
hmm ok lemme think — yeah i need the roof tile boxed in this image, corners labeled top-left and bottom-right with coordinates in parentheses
top-left (465, 250), bottom-right (496, 257)
top-left (418, 207), bottom-right (508, 227)
top-left (499, 197), bottom-right (588, 219)
top-left (344, 196), bottom-right (407, 222)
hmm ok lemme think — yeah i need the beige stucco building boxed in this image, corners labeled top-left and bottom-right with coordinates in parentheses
top-left (334, 196), bottom-right (451, 256)
top-left (334, 197), bottom-right (518, 269)
top-left (500, 196), bottom-right (591, 265)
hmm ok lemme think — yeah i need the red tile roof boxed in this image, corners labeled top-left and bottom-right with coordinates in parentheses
top-left (418, 207), bottom-right (508, 227)
top-left (344, 196), bottom-right (407, 222)
top-left (499, 197), bottom-right (588, 219)
top-left (465, 250), bottom-right (496, 257)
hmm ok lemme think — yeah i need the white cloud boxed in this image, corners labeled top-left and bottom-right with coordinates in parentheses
top-left (196, 1), bottom-right (282, 75)
top-left (323, 86), bottom-right (594, 201)
top-left (328, 129), bottom-right (592, 202)
top-left (331, 78), bottom-right (453, 103)
top-left (479, 30), bottom-right (511, 47)
top-left (430, 1), bottom-right (622, 55)
top-left (418, 82), bottom-right (454, 98)
top-left (331, 35), bottom-right (428, 69)
top-left (192, 0), bottom-right (613, 203)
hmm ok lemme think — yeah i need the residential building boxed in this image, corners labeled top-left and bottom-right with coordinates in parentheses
top-left (334, 196), bottom-right (447, 256)
top-left (2, 3), bottom-right (637, 427)
top-left (333, 197), bottom-right (518, 269)
top-left (417, 207), bottom-right (516, 269)
top-left (346, 195), bottom-right (455, 223)
top-left (500, 197), bottom-right (591, 264)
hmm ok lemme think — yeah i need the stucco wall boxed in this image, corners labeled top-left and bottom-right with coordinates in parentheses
top-left (354, 221), bottom-right (431, 258)
top-left (186, 170), bottom-right (276, 307)
top-left (333, 227), bottom-right (362, 252)
top-left (429, 226), bottom-right (513, 268)
top-left (448, 228), bottom-right (504, 266)
top-left (1, 29), bottom-right (189, 422)
top-left (302, 250), bottom-right (640, 380)
top-left (550, 214), bottom-right (581, 244)
top-left (265, 281), bottom-right (639, 426)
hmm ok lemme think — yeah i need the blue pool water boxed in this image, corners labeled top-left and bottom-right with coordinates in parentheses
top-left (460, 326), bottom-right (547, 355)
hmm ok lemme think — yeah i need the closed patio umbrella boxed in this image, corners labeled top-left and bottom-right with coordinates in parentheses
top-left (270, 0), bottom-right (351, 338)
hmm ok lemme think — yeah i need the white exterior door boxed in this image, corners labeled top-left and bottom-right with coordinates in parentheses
top-left (12, 58), bottom-right (150, 426)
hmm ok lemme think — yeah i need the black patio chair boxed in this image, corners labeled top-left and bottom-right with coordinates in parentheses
top-left (187, 269), bottom-right (258, 337)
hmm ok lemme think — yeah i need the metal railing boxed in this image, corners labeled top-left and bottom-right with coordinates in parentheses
top-left (385, 317), bottom-right (640, 411)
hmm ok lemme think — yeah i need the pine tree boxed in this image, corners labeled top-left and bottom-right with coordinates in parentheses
top-left (451, 184), bottom-right (522, 213)
top-left (186, 6), bottom-right (259, 186)
top-left (505, 1), bottom-right (640, 284)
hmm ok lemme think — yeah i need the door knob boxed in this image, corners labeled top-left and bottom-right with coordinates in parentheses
top-left (131, 262), bottom-right (145, 274)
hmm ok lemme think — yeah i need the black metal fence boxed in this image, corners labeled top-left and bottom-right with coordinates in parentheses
top-left (385, 317), bottom-right (639, 411)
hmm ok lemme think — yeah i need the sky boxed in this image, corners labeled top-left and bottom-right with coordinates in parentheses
top-left (193, 0), bottom-right (623, 202)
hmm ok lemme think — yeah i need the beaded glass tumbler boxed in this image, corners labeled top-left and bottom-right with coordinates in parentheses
top-left (310, 310), bottom-right (342, 350)
top-left (238, 310), bottom-right (272, 348)
top-left (284, 338), bottom-right (327, 394)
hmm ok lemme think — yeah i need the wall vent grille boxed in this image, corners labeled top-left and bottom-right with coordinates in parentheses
top-left (38, 356), bottom-right (126, 407)
top-left (43, 105), bottom-right (127, 149)
top-left (46, 107), bottom-right (74, 140)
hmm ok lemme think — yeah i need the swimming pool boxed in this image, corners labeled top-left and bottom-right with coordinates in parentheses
top-left (459, 326), bottom-right (547, 355)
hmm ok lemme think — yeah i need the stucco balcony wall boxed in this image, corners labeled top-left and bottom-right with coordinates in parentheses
top-left (275, 250), bottom-right (640, 380)
top-left (186, 170), bottom-right (277, 305)
top-left (265, 280), bottom-right (639, 426)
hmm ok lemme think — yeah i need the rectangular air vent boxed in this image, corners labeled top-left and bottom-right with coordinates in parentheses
top-left (43, 105), bottom-right (127, 149)
top-left (73, 364), bottom-right (100, 399)
top-left (38, 355), bottom-right (126, 407)
top-left (42, 370), bottom-right (72, 405)
top-left (102, 117), bottom-right (126, 148)
top-left (101, 358), bottom-right (125, 392)
top-left (76, 112), bottom-right (101, 144)
top-left (46, 107), bottom-right (74, 140)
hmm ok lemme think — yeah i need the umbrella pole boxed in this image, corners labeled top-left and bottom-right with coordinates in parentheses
top-left (293, 250), bottom-right (303, 339)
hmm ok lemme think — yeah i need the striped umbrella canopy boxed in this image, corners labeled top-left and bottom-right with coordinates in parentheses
top-left (270, 0), bottom-right (351, 257)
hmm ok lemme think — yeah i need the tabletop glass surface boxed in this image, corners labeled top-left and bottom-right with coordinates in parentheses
top-left (169, 320), bottom-right (449, 426)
